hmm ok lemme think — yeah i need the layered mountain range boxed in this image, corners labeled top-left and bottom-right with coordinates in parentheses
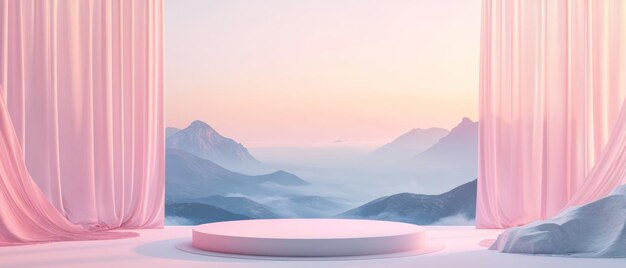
top-left (166, 148), bottom-right (307, 199)
top-left (165, 118), bottom-right (478, 225)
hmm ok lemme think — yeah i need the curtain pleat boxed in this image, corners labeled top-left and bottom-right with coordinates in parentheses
top-left (0, 0), bottom-right (163, 234)
top-left (0, 86), bottom-right (138, 245)
top-left (477, 0), bottom-right (626, 228)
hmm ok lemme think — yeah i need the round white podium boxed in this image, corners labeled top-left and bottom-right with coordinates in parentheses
top-left (189, 219), bottom-right (439, 258)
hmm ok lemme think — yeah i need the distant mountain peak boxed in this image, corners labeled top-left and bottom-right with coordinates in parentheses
top-left (186, 120), bottom-right (220, 135)
top-left (413, 117), bottom-right (478, 164)
top-left (459, 117), bottom-right (476, 126)
top-left (403, 127), bottom-right (448, 138)
top-left (189, 120), bottom-right (213, 130)
top-left (367, 127), bottom-right (449, 162)
top-left (271, 170), bottom-right (289, 175)
top-left (166, 120), bottom-right (260, 169)
top-left (252, 169), bottom-right (309, 186)
top-left (450, 117), bottom-right (478, 136)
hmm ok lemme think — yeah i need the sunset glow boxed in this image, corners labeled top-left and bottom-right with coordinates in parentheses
top-left (165, 0), bottom-right (480, 148)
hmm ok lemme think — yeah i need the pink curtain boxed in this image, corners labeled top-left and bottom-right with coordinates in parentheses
top-left (0, 0), bottom-right (164, 238)
top-left (477, 0), bottom-right (626, 228)
top-left (0, 87), bottom-right (137, 245)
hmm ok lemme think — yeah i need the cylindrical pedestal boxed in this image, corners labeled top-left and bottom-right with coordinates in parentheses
top-left (191, 219), bottom-right (430, 257)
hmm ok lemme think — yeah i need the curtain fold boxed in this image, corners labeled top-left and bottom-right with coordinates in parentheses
top-left (564, 97), bottom-right (626, 207)
top-left (477, 0), bottom-right (626, 228)
top-left (0, 0), bottom-right (163, 234)
top-left (0, 86), bottom-right (137, 245)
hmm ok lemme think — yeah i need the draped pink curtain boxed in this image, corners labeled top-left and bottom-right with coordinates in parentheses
top-left (0, 0), bottom-right (164, 237)
top-left (477, 0), bottom-right (626, 228)
top-left (0, 87), bottom-right (137, 245)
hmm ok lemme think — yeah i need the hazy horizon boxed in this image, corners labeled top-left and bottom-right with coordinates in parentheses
top-left (165, 0), bottom-right (480, 149)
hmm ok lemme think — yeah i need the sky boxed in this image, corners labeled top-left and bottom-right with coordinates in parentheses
top-left (165, 0), bottom-right (481, 149)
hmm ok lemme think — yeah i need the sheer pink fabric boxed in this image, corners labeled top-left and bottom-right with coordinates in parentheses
top-left (0, 88), bottom-right (137, 245)
top-left (564, 100), bottom-right (626, 208)
top-left (477, 0), bottom-right (626, 228)
top-left (0, 0), bottom-right (164, 233)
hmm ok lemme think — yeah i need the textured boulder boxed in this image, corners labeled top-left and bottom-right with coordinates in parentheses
top-left (491, 184), bottom-right (626, 258)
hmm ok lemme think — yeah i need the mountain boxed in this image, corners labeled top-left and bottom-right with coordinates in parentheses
top-left (361, 117), bottom-right (476, 194)
top-left (289, 195), bottom-right (343, 211)
top-left (165, 203), bottom-right (251, 225)
top-left (339, 179), bottom-right (477, 225)
top-left (165, 127), bottom-right (181, 138)
top-left (165, 148), bottom-right (308, 200)
top-left (414, 117), bottom-right (478, 164)
top-left (400, 117), bottom-right (478, 193)
top-left (179, 195), bottom-right (278, 219)
top-left (166, 120), bottom-right (260, 170)
top-left (368, 127), bottom-right (449, 162)
top-left (250, 170), bottom-right (309, 186)
top-left (264, 195), bottom-right (350, 218)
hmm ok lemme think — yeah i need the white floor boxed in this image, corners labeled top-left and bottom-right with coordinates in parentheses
top-left (0, 226), bottom-right (624, 268)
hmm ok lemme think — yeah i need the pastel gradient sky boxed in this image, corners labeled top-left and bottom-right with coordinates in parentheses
top-left (165, 0), bottom-right (480, 148)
